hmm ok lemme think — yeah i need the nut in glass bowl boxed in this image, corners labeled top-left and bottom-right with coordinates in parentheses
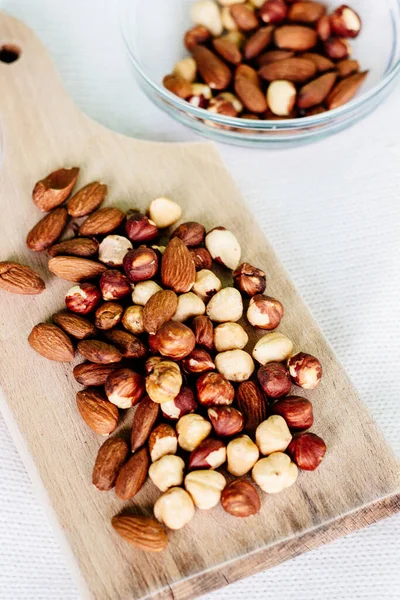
top-left (119, 0), bottom-right (400, 147)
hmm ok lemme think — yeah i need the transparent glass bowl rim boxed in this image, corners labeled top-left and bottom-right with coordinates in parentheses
top-left (119, 0), bottom-right (400, 131)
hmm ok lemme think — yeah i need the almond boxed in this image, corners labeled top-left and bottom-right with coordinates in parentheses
top-left (104, 329), bottom-right (147, 359)
top-left (297, 72), bottom-right (337, 109)
top-left (92, 437), bottom-right (130, 491)
top-left (32, 167), bottom-right (79, 212)
top-left (212, 37), bottom-right (242, 65)
top-left (161, 237), bottom-right (196, 293)
top-left (230, 4), bottom-right (259, 31)
top-left (235, 65), bottom-right (267, 113)
top-left (244, 26), bottom-right (274, 60)
top-left (115, 447), bottom-right (149, 500)
top-left (73, 362), bottom-right (119, 386)
top-left (27, 207), bottom-right (68, 252)
top-left (48, 237), bottom-right (99, 258)
top-left (112, 514), bottom-right (168, 552)
top-left (337, 59), bottom-right (360, 78)
top-left (288, 1), bottom-right (325, 23)
top-left (257, 50), bottom-right (294, 66)
top-left (48, 256), bottom-right (107, 282)
top-left (326, 71), bottom-right (368, 110)
top-left (28, 323), bottom-right (75, 362)
top-left (77, 339), bottom-right (122, 364)
top-left (300, 52), bottom-right (334, 72)
top-left (192, 46), bottom-right (232, 90)
top-left (52, 310), bottom-right (97, 340)
top-left (0, 262), bottom-right (45, 295)
top-left (131, 396), bottom-right (160, 452)
top-left (79, 207), bottom-right (125, 237)
top-left (259, 57), bottom-right (316, 83)
top-left (67, 182), bottom-right (108, 217)
top-left (143, 290), bottom-right (178, 334)
top-left (236, 381), bottom-right (267, 436)
top-left (163, 74), bottom-right (192, 99)
top-left (274, 25), bottom-right (318, 51)
top-left (76, 388), bottom-right (119, 435)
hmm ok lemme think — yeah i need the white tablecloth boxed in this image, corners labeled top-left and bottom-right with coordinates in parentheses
top-left (0, 1), bottom-right (399, 598)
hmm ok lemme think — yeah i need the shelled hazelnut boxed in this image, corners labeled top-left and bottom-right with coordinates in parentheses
top-left (185, 470), bottom-right (226, 509)
top-left (252, 452), bottom-right (298, 493)
top-left (154, 487), bottom-right (195, 530)
top-left (176, 413), bottom-right (212, 452)
top-left (149, 455), bottom-right (185, 491)
top-left (227, 435), bottom-right (259, 476)
top-left (255, 415), bottom-right (292, 455)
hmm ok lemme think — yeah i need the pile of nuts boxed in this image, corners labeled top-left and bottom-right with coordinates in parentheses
top-left (163, 0), bottom-right (367, 119)
top-left (1, 166), bottom-right (327, 553)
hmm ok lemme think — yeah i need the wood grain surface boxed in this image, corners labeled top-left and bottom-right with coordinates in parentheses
top-left (0, 12), bottom-right (399, 600)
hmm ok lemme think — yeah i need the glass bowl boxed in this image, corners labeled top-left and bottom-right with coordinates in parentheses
top-left (119, 0), bottom-right (400, 147)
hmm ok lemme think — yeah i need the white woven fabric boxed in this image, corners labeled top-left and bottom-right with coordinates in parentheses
top-left (0, 1), bottom-right (399, 598)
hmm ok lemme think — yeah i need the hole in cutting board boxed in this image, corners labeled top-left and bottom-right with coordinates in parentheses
top-left (0, 44), bottom-right (21, 64)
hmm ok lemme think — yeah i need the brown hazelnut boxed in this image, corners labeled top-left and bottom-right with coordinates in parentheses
top-left (184, 25), bottom-right (211, 51)
top-left (123, 247), bottom-right (159, 283)
top-left (190, 247), bottom-right (213, 271)
top-left (65, 283), bottom-right (101, 314)
top-left (257, 362), bottom-right (291, 398)
top-left (151, 321), bottom-right (196, 360)
top-left (125, 212), bottom-right (159, 243)
top-left (188, 437), bottom-right (226, 469)
top-left (122, 305), bottom-right (144, 335)
top-left (330, 5), bottom-right (361, 38)
top-left (260, 0), bottom-right (288, 24)
top-left (272, 395), bottom-right (314, 430)
top-left (287, 432), bottom-right (327, 470)
top-left (236, 381), bottom-right (267, 436)
top-left (148, 423), bottom-right (178, 462)
top-left (95, 302), bottom-right (124, 330)
top-left (192, 315), bottom-right (214, 350)
top-left (196, 372), bottom-right (235, 406)
top-left (221, 479), bottom-right (261, 517)
top-left (145, 356), bottom-right (162, 375)
top-left (105, 329), bottom-right (147, 359)
top-left (208, 406), bottom-right (244, 437)
top-left (247, 294), bottom-right (283, 330)
top-left (99, 269), bottom-right (131, 301)
top-left (233, 262), bottom-right (266, 296)
top-left (182, 348), bottom-right (215, 374)
top-left (146, 360), bottom-right (182, 404)
top-left (323, 37), bottom-right (351, 59)
top-left (161, 386), bottom-right (197, 420)
top-left (288, 352), bottom-right (322, 390)
top-left (172, 221), bottom-right (205, 247)
top-left (105, 368), bottom-right (145, 409)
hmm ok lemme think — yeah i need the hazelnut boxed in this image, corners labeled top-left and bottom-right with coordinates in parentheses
top-left (330, 5), bottom-right (361, 38)
top-left (185, 470), bottom-right (226, 510)
top-left (172, 292), bottom-right (205, 322)
top-left (221, 479), bottom-right (261, 517)
top-left (173, 58), bottom-right (197, 83)
top-left (192, 269), bottom-right (222, 302)
top-left (236, 381), bottom-right (267, 436)
top-left (287, 432), bottom-right (327, 471)
top-left (233, 262), bottom-right (266, 296)
top-left (255, 415), bottom-right (292, 455)
top-left (151, 321), bottom-right (196, 360)
top-left (190, 0), bottom-right (223, 36)
top-left (149, 455), bottom-right (185, 491)
top-left (188, 85), bottom-right (212, 108)
top-left (190, 247), bottom-right (213, 271)
top-left (192, 315), bottom-right (214, 350)
top-left (105, 368), bottom-right (145, 409)
top-left (125, 212), bottom-right (159, 243)
top-left (146, 360), bottom-right (182, 404)
top-left (131, 280), bottom-right (162, 306)
top-left (267, 80), bottom-right (297, 117)
top-left (105, 329), bottom-right (147, 359)
top-left (148, 197), bottom-right (182, 229)
top-left (95, 302), bottom-right (124, 330)
top-left (123, 248), bottom-right (159, 283)
top-left (188, 437), bottom-right (226, 469)
top-left (257, 362), bottom-right (291, 398)
top-left (176, 413), bottom-right (212, 451)
top-left (182, 348), bottom-right (215, 374)
top-left (214, 322), bottom-right (248, 352)
top-left (215, 349), bottom-right (255, 382)
top-left (196, 372), bottom-right (235, 406)
top-left (221, 5), bottom-right (239, 31)
top-left (252, 452), bottom-right (298, 493)
top-left (206, 287), bottom-right (243, 322)
top-left (149, 423), bottom-right (178, 462)
top-left (98, 235), bottom-right (132, 267)
top-left (184, 25), bottom-right (212, 52)
top-left (145, 356), bottom-right (162, 375)
top-left (65, 283), bottom-right (101, 314)
top-left (227, 435), bottom-right (259, 476)
top-left (154, 487), bottom-right (195, 530)
top-left (260, 0), bottom-right (288, 24)
top-left (151, 245), bottom-right (166, 256)
top-left (323, 37), bottom-right (351, 60)
top-left (208, 406), bottom-right (244, 437)
top-left (205, 227), bottom-right (241, 270)
top-left (272, 396), bottom-right (314, 430)
top-left (288, 352), bottom-right (322, 389)
top-left (122, 305), bottom-right (144, 335)
top-left (252, 332), bottom-right (294, 365)
top-left (247, 295), bottom-right (283, 330)
top-left (172, 221), bottom-right (205, 247)
top-left (161, 386), bottom-right (197, 420)
top-left (99, 269), bottom-right (132, 301)
top-left (207, 97), bottom-right (238, 117)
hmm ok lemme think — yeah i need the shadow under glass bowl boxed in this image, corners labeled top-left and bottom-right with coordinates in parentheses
top-left (119, 0), bottom-right (400, 148)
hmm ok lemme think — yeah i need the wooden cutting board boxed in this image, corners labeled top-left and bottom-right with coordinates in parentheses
top-left (0, 12), bottom-right (399, 600)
